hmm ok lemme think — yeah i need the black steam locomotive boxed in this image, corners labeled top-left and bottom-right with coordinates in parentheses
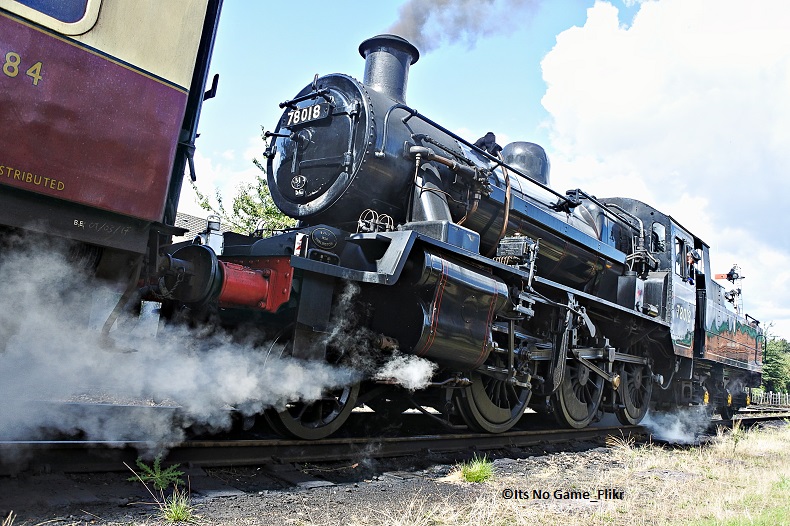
top-left (1, 2), bottom-right (761, 442)
top-left (162, 35), bottom-right (762, 439)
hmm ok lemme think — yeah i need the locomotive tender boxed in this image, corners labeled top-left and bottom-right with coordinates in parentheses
top-left (0, 0), bottom-right (761, 441)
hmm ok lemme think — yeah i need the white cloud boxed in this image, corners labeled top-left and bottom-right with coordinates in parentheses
top-left (541, 0), bottom-right (790, 337)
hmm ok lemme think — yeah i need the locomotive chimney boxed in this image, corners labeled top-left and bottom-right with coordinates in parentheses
top-left (359, 34), bottom-right (420, 104)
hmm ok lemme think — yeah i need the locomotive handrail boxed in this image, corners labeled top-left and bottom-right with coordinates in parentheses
top-left (278, 87), bottom-right (332, 109)
top-left (572, 191), bottom-right (661, 272)
top-left (603, 201), bottom-right (644, 244)
top-left (374, 103), bottom-right (576, 207)
top-left (571, 189), bottom-right (641, 237)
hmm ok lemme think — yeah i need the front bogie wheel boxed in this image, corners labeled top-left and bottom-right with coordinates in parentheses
top-left (455, 371), bottom-right (531, 433)
top-left (262, 324), bottom-right (360, 440)
top-left (265, 383), bottom-right (360, 440)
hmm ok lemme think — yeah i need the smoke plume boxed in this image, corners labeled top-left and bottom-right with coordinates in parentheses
top-left (323, 282), bottom-right (438, 390)
top-left (387, 0), bottom-right (541, 54)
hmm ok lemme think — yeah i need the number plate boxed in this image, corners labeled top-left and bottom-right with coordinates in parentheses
top-left (281, 103), bottom-right (330, 127)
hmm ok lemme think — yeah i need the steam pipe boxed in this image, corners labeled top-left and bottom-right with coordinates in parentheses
top-left (375, 103), bottom-right (576, 208)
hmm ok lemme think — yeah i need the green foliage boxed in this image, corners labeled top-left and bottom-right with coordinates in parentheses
top-left (127, 456), bottom-right (184, 491)
top-left (762, 338), bottom-right (790, 393)
top-left (775, 475), bottom-right (790, 491)
top-left (459, 453), bottom-right (494, 483)
top-left (192, 130), bottom-right (296, 235)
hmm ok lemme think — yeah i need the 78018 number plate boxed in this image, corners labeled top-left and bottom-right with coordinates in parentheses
top-left (281, 103), bottom-right (330, 127)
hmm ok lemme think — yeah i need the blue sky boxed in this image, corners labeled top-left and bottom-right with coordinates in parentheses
top-left (183, 0), bottom-right (790, 338)
top-left (192, 0), bottom-right (634, 175)
top-left (189, 0), bottom-right (634, 183)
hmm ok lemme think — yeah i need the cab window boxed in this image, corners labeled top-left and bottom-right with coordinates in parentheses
top-left (651, 222), bottom-right (666, 252)
top-left (674, 238), bottom-right (685, 277)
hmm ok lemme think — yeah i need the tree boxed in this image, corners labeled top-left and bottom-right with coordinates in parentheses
top-left (762, 337), bottom-right (790, 393)
top-left (192, 154), bottom-right (296, 235)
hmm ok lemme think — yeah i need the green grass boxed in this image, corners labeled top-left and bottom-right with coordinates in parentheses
top-left (459, 453), bottom-right (494, 483)
top-left (162, 486), bottom-right (196, 523)
top-left (689, 477), bottom-right (790, 526)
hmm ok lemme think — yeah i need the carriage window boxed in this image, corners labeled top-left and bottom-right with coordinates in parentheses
top-left (651, 223), bottom-right (666, 252)
top-left (1, 0), bottom-right (100, 34)
top-left (14, 0), bottom-right (89, 23)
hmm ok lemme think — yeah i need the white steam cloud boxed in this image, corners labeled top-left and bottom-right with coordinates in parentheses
top-left (0, 238), bottom-right (440, 448)
top-left (375, 353), bottom-right (438, 391)
top-left (388, 0), bottom-right (541, 54)
top-left (0, 239), bottom-right (424, 447)
top-left (641, 410), bottom-right (710, 444)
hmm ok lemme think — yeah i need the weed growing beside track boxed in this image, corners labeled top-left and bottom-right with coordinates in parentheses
top-left (457, 454), bottom-right (493, 483)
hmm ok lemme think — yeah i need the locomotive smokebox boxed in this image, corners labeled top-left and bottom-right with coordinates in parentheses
top-left (359, 34), bottom-right (420, 103)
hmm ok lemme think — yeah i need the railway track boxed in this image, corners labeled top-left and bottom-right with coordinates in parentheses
top-left (0, 423), bottom-right (642, 475)
top-left (1, 410), bottom-right (787, 476)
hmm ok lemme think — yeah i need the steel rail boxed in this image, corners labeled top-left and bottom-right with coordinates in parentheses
top-left (0, 425), bottom-right (644, 475)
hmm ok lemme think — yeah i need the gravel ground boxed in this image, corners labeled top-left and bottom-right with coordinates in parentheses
top-left (0, 439), bottom-right (609, 525)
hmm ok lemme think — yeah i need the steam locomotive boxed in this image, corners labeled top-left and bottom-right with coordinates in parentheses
top-left (168, 34), bottom-right (762, 438)
top-left (1, 0), bottom-right (761, 442)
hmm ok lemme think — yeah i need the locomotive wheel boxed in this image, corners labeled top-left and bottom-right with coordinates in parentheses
top-left (552, 359), bottom-right (604, 429)
top-left (718, 388), bottom-right (735, 420)
top-left (262, 326), bottom-right (360, 440)
top-left (455, 371), bottom-right (531, 433)
top-left (265, 383), bottom-right (360, 440)
top-left (718, 404), bottom-right (735, 420)
top-left (615, 361), bottom-right (653, 425)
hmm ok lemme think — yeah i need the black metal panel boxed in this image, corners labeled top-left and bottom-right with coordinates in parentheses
top-left (644, 271), bottom-right (669, 319)
top-left (371, 250), bottom-right (508, 370)
top-left (292, 272), bottom-right (335, 361)
top-left (0, 184), bottom-right (150, 252)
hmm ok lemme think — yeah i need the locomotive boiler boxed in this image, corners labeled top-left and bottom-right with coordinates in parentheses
top-left (159, 34), bottom-right (762, 439)
top-left (266, 35), bottom-right (624, 295)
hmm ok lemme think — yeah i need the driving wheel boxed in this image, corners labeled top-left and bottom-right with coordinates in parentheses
top-left (552, 358), bottom-right (603, 428)
top-left (616, 360), bottom-right (653, 425)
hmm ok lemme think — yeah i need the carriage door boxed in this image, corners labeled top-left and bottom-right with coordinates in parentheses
top-left (670, 229), bottom-right (696, 357)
